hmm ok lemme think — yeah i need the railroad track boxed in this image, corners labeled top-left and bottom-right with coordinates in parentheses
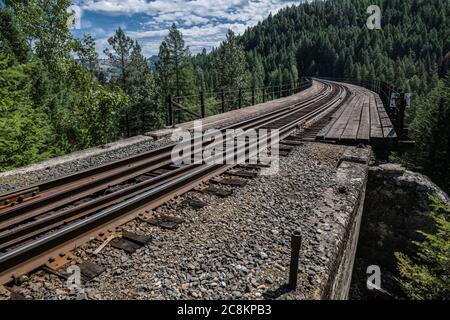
top-left (0, 79), bottom-right (349, 285)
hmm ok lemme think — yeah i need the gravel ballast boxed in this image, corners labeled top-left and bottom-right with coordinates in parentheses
top-left (0, 136), bottom-right (173, 195)
top-left (8, 142), bottom-right (370, 300)
top-left (0, 81), bottom-right (323, 196)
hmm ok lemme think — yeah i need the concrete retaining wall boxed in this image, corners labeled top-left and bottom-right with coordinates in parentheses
top-left (326, 148), bottom-right (370, 299)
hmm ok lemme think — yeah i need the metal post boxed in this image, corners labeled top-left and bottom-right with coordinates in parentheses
top-left (170, 95), bottom-right (176, 127)
top-left (263, 88), bottom-right (266, 103)
top-left (200, 91), bottom-right (205, 118)
top-left (221, 89), bottom-right (225, 113)
top-left (125, 110), bottom-right (130, 137)
top-left (289, 229), bottom-right (302, 290)
top-left (252, 87), bottom-right (255, 106)
top-left (167, 95), bottom-right (173, 127)
top-left (238, 89), bottom-right (242, 109)
top-left (141, 107), bottom-right (145, 134)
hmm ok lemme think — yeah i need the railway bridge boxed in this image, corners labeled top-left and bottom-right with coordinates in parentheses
top-left (0, 79), bottom-right (413, 300)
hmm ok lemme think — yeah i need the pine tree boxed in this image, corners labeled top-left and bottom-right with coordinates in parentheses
top-left (104, 27), bottom-right (134, 86)
top-left (127, 42), bottom-right (162, 134)
top-left (0, 7), bottom-right (30, 64)
top-left (407, 74), bottom-right (450, 193)
top-left (395, 195), bottom-right (450, 300)
top-left (161, 23), bottom-right (196, 97)
top-left (217, 30), bottom-right (250, 93)
top-left (0, 51), bottom-right (52, 171)
top-left (156, 24), bottom-right (197, 123)
top-left (75, 34), bottom-right (99, 75)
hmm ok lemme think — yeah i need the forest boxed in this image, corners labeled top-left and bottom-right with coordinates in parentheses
top-left (0, 0), bottom-right (449, 194)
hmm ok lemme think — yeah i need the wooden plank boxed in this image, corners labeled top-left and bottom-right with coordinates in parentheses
top-left (356, 94), bottom-right (371, 143)
top-left (316, 96), bottom-right (353, 140)
top-left (375, 95), bottom-right (397, 139)
top-left (369, 94), bottom-right (384, 140)
top-left (341, 96), bottom-right (364, 141)
top-left (324, 96), bottom-right (359, 141)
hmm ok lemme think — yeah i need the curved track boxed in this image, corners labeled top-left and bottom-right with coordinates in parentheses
top-left (0, 79), bottom-right (350, 284)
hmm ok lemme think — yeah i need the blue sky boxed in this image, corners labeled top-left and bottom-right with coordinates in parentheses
top-left (70, 0), bottom-right (305, 57)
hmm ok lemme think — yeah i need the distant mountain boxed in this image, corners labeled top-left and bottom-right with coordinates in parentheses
top-left (149, 55), bottom-right (159, 70)
top-left (193, 0), bottom-right (449, 96)
top-left (97, 59), bottom-right (121, 78)
top-left (78, 56), bottom-right (158, 77)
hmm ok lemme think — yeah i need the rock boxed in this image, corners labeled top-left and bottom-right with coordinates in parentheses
top-left (377, 163), bottom-right (405, 175)
top-left (181, 283), bottom-right (189, 290)
top-left (10, 142), bottom-right (364, 300)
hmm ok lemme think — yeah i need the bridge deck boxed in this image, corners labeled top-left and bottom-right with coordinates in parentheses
top-left (316, 83), bottom-right (397, 145)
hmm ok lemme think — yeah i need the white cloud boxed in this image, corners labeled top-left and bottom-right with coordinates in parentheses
top-left (77, 0), bottom-right (304, 56)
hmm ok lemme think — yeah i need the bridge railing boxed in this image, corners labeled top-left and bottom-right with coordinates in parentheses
top-left (166, 77), bottom-right (313, 127)
top-left (314, 77), bottom-right (410, 136)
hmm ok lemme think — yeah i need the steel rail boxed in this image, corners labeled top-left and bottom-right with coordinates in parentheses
top-left (0, 81), bottom-right (331, 231)
top-left (0, 80), bottom-right (347, 284)
top-left (0, 82), bottom-right (336, 249)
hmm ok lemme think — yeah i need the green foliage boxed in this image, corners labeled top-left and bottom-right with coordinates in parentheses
top-left (0, 52), bottom-right (52, 170)
top-left (0, 8), bottom-right (30, 63)
top-left (157, 24), bottom-right (196, 98)
top-left (404, 75), bottom-right (450, 193)
top-left (104, 29), bottom-right (162, 136)
top-left (217, 30), bottom-right (250, 93)
top-left (6, 0), bottom-right (76, 75)
top-left (75, 84), bottom-right (128, 147)
top-left (395, 195), bottom-right (450, 300)
top-left (0, 3), bottom-right (130, 172)
top-left (104, 27), bottom-right (134, 86)
top-left (75, 34), bottom-right (99, 74)
top-left (193, 0), bottom-right (449, 95)
top-left (127, 42), bottom-right (163, 134)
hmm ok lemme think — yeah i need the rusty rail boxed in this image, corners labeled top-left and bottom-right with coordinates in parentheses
top-left (0, 79), bottom-right (347, 285)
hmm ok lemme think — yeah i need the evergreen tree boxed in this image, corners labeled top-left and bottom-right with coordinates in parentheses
top-left (127, 42), bottom-right (162, 134)
top-left (406, 74), bottom-right (450, 193)
top-left (217, 30), bottom-right (250, 93)
top-left (75, 34), bottom-right (99, 75)
top-left (395, 195), bottom-right (450, 300)
top-left (0, 51), bottom-right (52, 170)
top-left (104, 27), bottom-right (134, 86)
top-left (0, 7), bottom-right (30, 64)
top-left (156, 41), bottom-right (173, 99)
top-left (158, 23), bottom-right (196, 98)
top-left (156, 24), bottom-right (197, 122)
top-left (103, 28), bottom-right (137, 137)
top-left (167, 23), bottom-right (188, 97)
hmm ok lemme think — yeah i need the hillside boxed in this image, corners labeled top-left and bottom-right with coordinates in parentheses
top-left (194, 0), bottom-right (449, 95)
